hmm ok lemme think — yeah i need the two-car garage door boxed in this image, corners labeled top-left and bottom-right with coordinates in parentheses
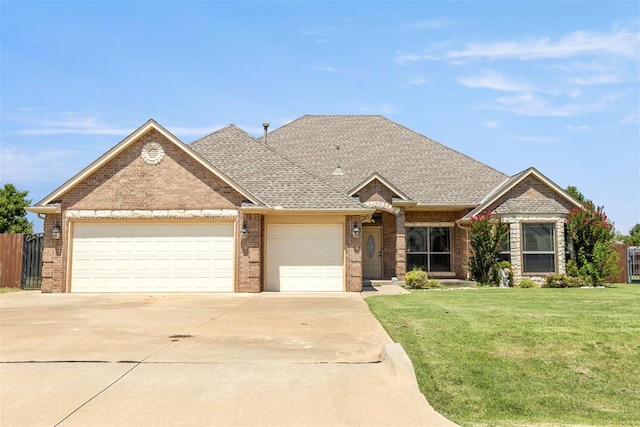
top-left (71, 222), bottom-right (234, 292)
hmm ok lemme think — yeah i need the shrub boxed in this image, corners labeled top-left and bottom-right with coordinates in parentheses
top-left (405, 267), bottom-right (428, 289)
top-left (467, 211), bottom-right (509, 286)
top-left (517, 278), bottom-right (538, 288)
top-left (404, 268), bottom-right (442, 289)
top-left (566, 259), bottom-right (579, 277)
top-left (566, 204), bottom-right (619, 285)
top-left (542, 273), bottom-right (586, 288)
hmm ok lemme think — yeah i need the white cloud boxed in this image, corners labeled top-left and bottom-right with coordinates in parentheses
top-left (403, 18), bottom-right (451, 30)
top-left (621, 112), bottom-right (640, 124)
top-left (457, 70), bottom-right (534, 92)
top-left (397, 28), bottom-right (639, 64)
top-left (565, 125), bottom-right (591, 131)
top-left (484, 122), bottom-right (499, 128)
top-left (11, 111), bottom-right (133, 136)
top-left (0, 146), bottom-right (88, 185)
top-left (446, 29), bottom-right (640, 61)
top-left (408, 73), bottom-right (428, 85)
top-left (492, 92), bottom-right (617, 117)
top-left (312, 65), bottom-right (344, 73)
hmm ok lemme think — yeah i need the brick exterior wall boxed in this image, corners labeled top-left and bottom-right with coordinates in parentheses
top-left (345, 215), bottom-right (363, 292)
top-left (41, 129), bottom-right (254, 293)
top-left (237, 212), bottom-right (262, 292)
top-left (405, 210), bottom-right (468, 278)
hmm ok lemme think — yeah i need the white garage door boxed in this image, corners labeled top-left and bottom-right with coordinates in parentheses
top-left (267, 224), bottom-right (344, 292)
top-left (71, 222), bottom-right (234, 292)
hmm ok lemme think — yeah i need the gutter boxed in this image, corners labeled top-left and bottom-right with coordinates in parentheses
top-left (25, 204), bottom-right (61, 220)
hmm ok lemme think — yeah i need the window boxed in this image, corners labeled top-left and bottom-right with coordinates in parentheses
top-left (522, 223), bottom-right (555, 273)
top-left (498, 231), bottom-right (511, 263)
top-left (407, 227), bottom-right (451, 272)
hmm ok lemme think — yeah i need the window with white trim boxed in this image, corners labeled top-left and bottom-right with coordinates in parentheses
top-left (522, 223), bottom-right (556, 273)
top-left (406, 227), bottom-right (451, 272)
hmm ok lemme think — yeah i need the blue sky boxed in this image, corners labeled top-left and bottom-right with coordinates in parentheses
top-left (1, 1), bottom-right (639, 234)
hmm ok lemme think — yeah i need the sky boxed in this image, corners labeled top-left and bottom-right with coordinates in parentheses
top-left (1, 1), bottom-right (639, 234)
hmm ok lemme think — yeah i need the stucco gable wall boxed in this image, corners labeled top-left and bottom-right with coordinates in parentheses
top-left (62, 129), bottom-right (244, 210)
top-left (486, 175), bottom-right (575, 214)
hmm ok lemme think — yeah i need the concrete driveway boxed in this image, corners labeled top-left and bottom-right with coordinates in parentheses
top-left (1, 291), bottom-right (456, 426)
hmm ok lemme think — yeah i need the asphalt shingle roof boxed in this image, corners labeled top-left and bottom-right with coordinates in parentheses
top-left (493, 197), bottom-right (570, 215)
top-left (190, 125), bottom-right (367, 210)
top-left (263, 115), bottom-right (508, 206)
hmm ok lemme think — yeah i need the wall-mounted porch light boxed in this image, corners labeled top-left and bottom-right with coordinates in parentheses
top-left (52, 224), bottom-right (61, 240)
top-left (352, 223), bottom-right (361, 239)
top-left (240, 224), bottom-right (249, 240)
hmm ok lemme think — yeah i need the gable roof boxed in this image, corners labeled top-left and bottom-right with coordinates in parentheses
top-left (264, 115), bottom-right (508, 207)
top-left (32, 119), bottom-right (262, 207)
top-left (348, 172), bottom-right (410, 200)
top-left (190, 125), bottom-right (370, 211)
top-left (461, 167), bottom-right (584, 220)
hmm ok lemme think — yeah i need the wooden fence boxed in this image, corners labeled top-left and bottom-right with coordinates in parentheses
top-left (606, 243), bottom-right (630, 284)
top-left (0, 234), bottom-right (25, 288)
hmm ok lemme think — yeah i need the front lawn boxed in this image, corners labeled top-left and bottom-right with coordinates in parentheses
top-left (366, 285), bottom-right (640, 426)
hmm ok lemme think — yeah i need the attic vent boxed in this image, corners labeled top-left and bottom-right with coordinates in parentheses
top-left (142, 142), bottom-right (165, 165)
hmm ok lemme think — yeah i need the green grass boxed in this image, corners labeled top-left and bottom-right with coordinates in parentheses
top-left (366, 285), bottom-right (640, 426)
top-left (0, 287), bottom-right (21, 294)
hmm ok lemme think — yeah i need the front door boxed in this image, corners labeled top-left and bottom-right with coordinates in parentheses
top-left (362, 227), bottom-right (383, 279)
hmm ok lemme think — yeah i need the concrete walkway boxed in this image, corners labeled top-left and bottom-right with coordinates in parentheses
top-left (1, 291), bottom-right (457, 426)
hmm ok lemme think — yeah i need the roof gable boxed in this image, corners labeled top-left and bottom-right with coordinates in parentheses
top-left (463, 167), bottom-right (583, 219)
top-left (348, 172), bottom-right (410, 200)
top-left (35, 120), bottom-right (262, 207)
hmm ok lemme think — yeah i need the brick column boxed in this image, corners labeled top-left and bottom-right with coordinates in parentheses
top-left (237, 213), bottom-right (262, 292)
top-left (345, 215), bottom-right (363, 292)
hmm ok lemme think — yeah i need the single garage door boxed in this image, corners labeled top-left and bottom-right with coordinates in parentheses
top-left (71, 222), bottom-right (234, 292)
top-left (267, 224), bottom-right (344, 292)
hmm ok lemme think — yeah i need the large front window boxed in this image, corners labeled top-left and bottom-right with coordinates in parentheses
top-left (407, 227), bottom-right (451, 272)
top-left (522, 223), bottom-right (555, 273)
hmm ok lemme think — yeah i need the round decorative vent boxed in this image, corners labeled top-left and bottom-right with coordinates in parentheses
top-left (141, 142), bottom-right (165, 165)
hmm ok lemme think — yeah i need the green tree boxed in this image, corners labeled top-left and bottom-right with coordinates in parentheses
top-left (566, 204), bottom-right (619, 285)
top-left (622, 223), bottom-right (640, 246)
top-left (566, 185), bottom-right (586, 204)
top-left (467, 211), bottom-right (509, 285)
top-left (0, 183), bottom-right (33, 234)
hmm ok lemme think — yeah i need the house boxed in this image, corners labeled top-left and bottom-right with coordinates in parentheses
top-left (27, 115), bottom-right (582, 293)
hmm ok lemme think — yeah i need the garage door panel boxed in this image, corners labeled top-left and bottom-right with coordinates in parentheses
top-left (71, 222), bottom-right (234, 293)
top-left (267, 224), bottom-right (344, 292)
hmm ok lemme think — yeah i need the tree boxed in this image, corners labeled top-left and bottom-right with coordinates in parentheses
top-left (566, 204), bottom-right (619, 285)
top-left (566, 185), bottom-right (586, 204)
top-left (467, 211), bottom-right (509, 285)
top-left (0, 183), bottom-right (33, 234)
top-left (622, 223), bottom-right (640, 246)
